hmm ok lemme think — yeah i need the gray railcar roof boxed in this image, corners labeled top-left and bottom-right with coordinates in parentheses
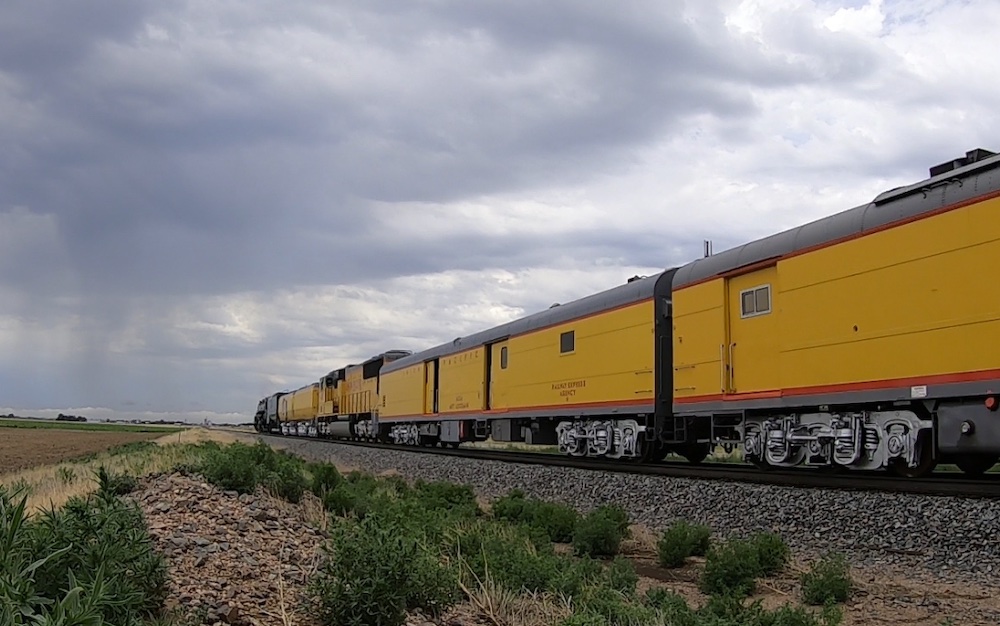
top-left (672, 149), bottom-right (1000, 289)
top-left (383, 271), bottom-right (666, 373)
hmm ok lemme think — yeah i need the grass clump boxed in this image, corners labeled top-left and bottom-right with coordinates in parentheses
top-left (572, 504), bottom-right (630, 558)
top-left (198, 441), bottom-right (308, 503)
top-left (801, 552), bottom-right (852, 605)
top-left (447, 519), bottom-right (560, 593)
top-left (657, 519), bottom-right (712, 568)
top-left (491, 489), bottom-right (579, 542)
top-left (95, 466), bottom-right (139, 496)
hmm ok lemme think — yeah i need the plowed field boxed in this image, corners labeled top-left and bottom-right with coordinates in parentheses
top-left (0, 429), bottom-right (164, 472)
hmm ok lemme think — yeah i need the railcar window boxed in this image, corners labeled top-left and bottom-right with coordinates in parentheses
top-left (500, 346), bottom-right (508, 369)
top-left (755, 286), bottom-right (770, 312)
top-left (560, 330), bottom-right (575, 353)
top-left (740, 285), bottom-right (771, 317)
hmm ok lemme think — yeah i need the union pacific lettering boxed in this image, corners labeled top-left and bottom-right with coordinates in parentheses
top-left (552, 379), bottom-right (587, 398)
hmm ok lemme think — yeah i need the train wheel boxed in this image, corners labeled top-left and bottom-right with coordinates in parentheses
top-left (680, 443), bottom-right (712, 465)
top-left (640, 441), bottom-right (670, 463)
top-left (890, 433), bottom-right (936, 478)
top-left (955, 454), bottom-right (998, 476)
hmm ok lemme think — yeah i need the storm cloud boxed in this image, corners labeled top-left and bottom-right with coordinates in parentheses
top-left (1, 0), bottom-right (998, 421)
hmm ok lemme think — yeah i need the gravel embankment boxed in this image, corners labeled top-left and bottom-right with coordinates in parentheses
top-left (269, 435), bottom-right (1000, 583)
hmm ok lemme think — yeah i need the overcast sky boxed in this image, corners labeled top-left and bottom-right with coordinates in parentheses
top-left (1, 0), bottom-right (997, 423)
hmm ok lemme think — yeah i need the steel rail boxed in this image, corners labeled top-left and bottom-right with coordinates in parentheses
top-left (225, 429), bottom-right (1000, 499)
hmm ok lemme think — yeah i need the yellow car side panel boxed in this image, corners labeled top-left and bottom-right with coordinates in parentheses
top-left (779, 195), bottom-right (1000, 390)
top-left (380, 364), bottom-right (425, 418)
top-left (439, 347), bottom-right (486, 413)
top-left (673, 193), bottom-right (1000, 403)
top-left (497, 300), bottom-right (655, 410)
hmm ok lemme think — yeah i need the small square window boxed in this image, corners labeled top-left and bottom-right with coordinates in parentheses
top-left (560, 331), bottom-right (575, 353)
top-left (500, 346), bottom-right (508, 369)
top-left (740, 284), bottom-right (772, 318)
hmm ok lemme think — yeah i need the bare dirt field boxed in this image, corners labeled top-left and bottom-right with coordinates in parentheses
top-left (0, 428), bottom-right (165, 472)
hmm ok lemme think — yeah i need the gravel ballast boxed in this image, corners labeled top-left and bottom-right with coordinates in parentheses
top-left (268, 435), bottom-right (1000, 583)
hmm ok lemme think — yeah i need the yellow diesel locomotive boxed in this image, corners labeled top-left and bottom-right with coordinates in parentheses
top-left (255, 147), bottom-right (1000, 476)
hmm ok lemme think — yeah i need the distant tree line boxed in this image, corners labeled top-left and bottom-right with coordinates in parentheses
top-left (56, 413), bottom-right (88, 422)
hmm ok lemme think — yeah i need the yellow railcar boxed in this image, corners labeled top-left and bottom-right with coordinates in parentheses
top-left (672, 147), bottom-right (1000, 475)
top-left (378, 273), bottom-right (679, 459)
top-left (278, 383), bottom-right (319, 423)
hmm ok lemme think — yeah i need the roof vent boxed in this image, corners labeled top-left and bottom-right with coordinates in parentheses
top-left (929, 148), bottom-right (996, 177)
top-left (627, 275), bottom-right (646, 283)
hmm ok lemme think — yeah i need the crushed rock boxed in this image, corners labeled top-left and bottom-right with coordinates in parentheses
top-left (129, 472), bottom-right (492, 626)
top-left (130, 473), bottom-right (325, 626)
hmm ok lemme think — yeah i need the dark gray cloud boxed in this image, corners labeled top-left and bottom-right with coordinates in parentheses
top-left (1, 0), bottom-right (994, 420)
top-left (0, 0), bottom-right (834, 301)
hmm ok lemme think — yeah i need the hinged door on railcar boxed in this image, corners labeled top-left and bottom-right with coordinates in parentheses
top-left (723, 266), bottom-right (781, 395)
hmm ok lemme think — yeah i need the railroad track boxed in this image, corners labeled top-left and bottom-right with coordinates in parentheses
top-left (223, 429), bottom-right (1000, 499)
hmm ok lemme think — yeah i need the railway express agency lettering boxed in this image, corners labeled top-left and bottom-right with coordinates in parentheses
top-left (552, 379), bottom-right (587, 397)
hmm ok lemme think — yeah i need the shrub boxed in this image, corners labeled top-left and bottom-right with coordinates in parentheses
top-left (322, 481), bottom-right (377, 518)
top-left (801, 552), bottom-right (852, 605)
top-left (0, 486), bottom-right (168, 626)
top-left (413, 480), bottom-right (481, 518)
top-left (199, 441), bottom-right (307, 503)
top-left (307, 462), bottom-right (343, 497)
top-left (657, 520), bottom-right (712, 568)
top-left (263, 454), bottom-right (309, 503)
top-left (30, 495), bottom-right (169, 623)
top-left (491, 490), bottom-right (579, 543)
top-left (699, 539), bottom-right (762, 597)
top-left (573, 505), bottom-right (629, 558)
top-left (310, 514), bottom-right (459, 626)
top-left (749, 531), bottom-right (790, 576)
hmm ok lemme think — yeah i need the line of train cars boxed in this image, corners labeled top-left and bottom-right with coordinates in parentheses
top-left (255, 148), bottom-right (1000, 476)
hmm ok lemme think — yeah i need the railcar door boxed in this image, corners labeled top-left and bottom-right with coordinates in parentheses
top-left (487, 339), bottom-right (509, 410)
top-left (424, 359), bottom-right (439, 414)
top-left (725, 266), bottom-right (781, 395)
